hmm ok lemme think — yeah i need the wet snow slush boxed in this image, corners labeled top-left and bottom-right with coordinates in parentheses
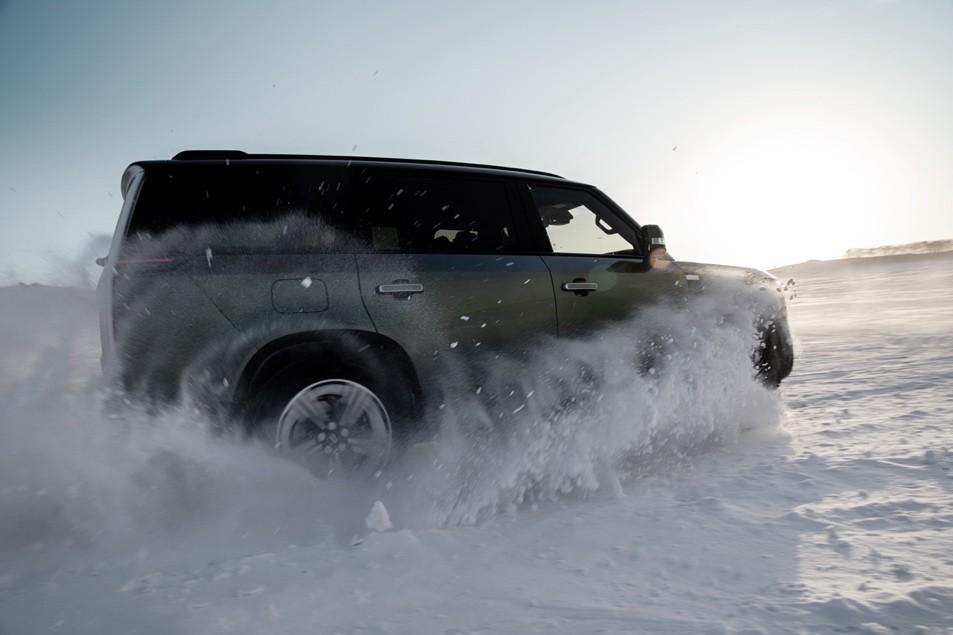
top-left (1, 252), bottom-right (952, 634)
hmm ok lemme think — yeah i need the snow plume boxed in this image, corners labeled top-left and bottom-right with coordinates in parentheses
top-left (110, 218), bottom-right (783, 526)
top-left (46, 232), bottom-right (112, 289)
top-left (396, 286), bottom-right (783, 526)
top-left (0, 235), bottom-right (781, 583)
top-left (2, 360), bottom-right (299, 563)
top-left (0, 286), bottom-right (372, 576)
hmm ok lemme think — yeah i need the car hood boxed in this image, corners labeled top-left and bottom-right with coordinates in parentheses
top-left (674, 260), bottom-right (781, 291)
top-left (671, 260), bottom-right (789, 319)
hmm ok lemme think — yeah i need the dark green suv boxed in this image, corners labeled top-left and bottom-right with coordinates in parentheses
top-left (97, 150), bottom-right (793, 476)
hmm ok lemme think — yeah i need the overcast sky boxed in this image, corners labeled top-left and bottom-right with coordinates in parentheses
top-left (1, 0), bottom-right (951, 282)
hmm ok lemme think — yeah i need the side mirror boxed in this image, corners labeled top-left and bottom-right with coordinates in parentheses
top-left (95, 256), bottom-right (107, 267)
top-left (641, 224), bottom-right (671, 268)
top-left (641, 225), bottom-right (665, 252)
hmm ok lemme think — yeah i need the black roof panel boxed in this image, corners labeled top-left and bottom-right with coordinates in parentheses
top-left (168, 150), bottom-right (565, 180)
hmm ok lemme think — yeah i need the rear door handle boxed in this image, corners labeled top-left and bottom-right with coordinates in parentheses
top-left (561, 280), bottom-right (598, 295)
top-left (377, 281), bottom-right (424, 299)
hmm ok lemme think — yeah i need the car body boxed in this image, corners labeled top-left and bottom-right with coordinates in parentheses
top-left (97, 150), bottom-right (793, 475)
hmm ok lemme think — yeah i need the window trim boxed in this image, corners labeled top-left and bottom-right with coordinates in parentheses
top-left (518, 182), bottom-right (646, 258)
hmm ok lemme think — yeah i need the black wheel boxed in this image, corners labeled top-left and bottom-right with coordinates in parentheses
top-left (754, 324), bottom-right (793, 388)
top-left (245, 361), bottom-right (411, 479)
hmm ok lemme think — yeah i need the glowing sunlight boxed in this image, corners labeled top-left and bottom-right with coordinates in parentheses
top-left (696, 121), bottom-right (895, 267)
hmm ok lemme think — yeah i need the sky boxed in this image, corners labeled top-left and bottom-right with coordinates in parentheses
top-left (1, 0), bottom-right (951, 282)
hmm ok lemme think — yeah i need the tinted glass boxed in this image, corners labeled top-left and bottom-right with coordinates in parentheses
top-left (355, 171), bottom-right (516, 252)
top-left (529, 186), bottom-right (635, 255)
top-left (126, 164), bottom-right (352, 251)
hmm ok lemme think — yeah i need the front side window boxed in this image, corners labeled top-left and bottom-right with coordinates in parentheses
top-left (529, 186), bottom-right (636, 255)
top-left (356, 172), bottom-right (516, 252)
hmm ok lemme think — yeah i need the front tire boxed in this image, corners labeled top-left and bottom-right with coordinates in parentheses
top-left (754, 322), bottom-right (794, 388)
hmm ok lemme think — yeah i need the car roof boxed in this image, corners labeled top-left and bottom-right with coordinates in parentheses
top-left (123, 151), bottom-right (595, 199)
top-left (165, 150), bottom-right (565, 178)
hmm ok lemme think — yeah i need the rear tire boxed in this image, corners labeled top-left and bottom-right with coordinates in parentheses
top-left (277, 379), bottom-right (392, 479)
top-left (245, 363), bottom-right (408, 479)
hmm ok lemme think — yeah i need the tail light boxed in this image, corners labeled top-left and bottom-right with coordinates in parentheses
top-left (114, 255), bottom-right (186, 272)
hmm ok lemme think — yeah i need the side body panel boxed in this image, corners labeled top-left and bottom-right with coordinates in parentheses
top-left (111, 253), bottom-right (373, 404)
top-left (541, 255), bottom-right (684, 338)
top-left (356, 253), bottom-right (557, 393)
top-left (111, 272), bottom-right (238, 401)
top-left (189, 253), bottom-right (375, 398)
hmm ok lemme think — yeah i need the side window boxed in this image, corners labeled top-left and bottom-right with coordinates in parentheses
top-left (127, 165), bottom-right (352, 252)
top-left (357, 172), bottom-right (517, 252)
top-left (529, 186), bottom-right (637, 256)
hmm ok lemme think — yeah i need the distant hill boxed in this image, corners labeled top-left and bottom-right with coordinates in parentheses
top-left (771, 247), bottom-right (953, 278)
top-left (843, 239), bottom-right (953, 259)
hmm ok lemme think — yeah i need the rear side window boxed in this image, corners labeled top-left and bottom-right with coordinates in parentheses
top-left (354, 171), bottom-right (517, 252)
top-left (126, 164), bottom-right (353, 252)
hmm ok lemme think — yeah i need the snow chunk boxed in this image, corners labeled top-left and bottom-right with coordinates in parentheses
top-left (301, 276), bottom-right (313, 289)
top-left (449, 341), bottom-right (459, 349)
top-left (365, 501), bottom-right (393, 532)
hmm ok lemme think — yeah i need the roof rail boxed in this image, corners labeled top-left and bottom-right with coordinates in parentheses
top-left (173, 150), bottom-right (248, 160)
top-left (169, 150), bottom-right (562, 178)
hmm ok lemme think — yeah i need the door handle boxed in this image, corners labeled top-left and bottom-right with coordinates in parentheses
top-left (377, 281), bottom-right (424, 299)
top-left (561, 280), bottom-right (598, 296)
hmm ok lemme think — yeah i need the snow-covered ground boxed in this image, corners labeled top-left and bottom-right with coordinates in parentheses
top-left (1, 253), bottom-right (952, 634)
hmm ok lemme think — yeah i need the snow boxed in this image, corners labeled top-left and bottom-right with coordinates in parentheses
top-left (365, 501), bottom-right (393, 532)
top-left (1, 252), bottom-right (952, 634)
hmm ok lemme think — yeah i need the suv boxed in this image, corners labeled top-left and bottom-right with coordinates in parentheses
top-left (97, 150), bottom-right (793, 475)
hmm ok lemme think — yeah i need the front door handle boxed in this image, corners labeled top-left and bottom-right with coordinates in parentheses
top-left (377, 281), bottom-right (424, 299)
top-left (561, 279), bottom-right (598, 296)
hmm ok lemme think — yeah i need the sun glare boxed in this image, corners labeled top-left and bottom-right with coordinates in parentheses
top-left (695, 122), bottom-right (892, 268)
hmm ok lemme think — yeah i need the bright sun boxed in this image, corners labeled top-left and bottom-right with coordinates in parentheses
top-left (692, 121), bottom-right (895, 268)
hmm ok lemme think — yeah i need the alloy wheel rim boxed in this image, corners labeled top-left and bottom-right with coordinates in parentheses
top-left (276, 379), bottom-right (392, 478)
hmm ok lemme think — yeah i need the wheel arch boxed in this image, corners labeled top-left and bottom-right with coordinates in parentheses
top-left (232, 329), bottom-right (424, 419)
